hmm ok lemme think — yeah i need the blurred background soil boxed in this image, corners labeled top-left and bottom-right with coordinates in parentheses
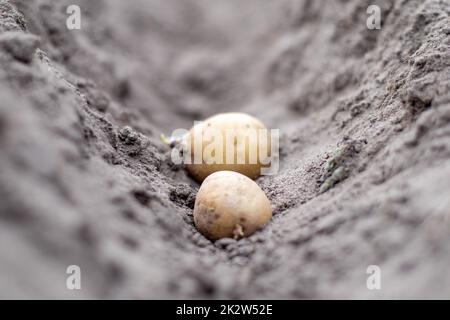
top-left (0, 0), bottom-right (450, 298)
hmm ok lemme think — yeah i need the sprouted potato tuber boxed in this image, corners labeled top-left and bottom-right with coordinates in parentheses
top-left (193, 171), bottom-right (272, 240)
top-left (162, 112), bottom-right (272, 182)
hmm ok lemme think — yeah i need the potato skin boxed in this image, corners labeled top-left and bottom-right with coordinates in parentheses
top-left (185, 112), bottom-right (271, 182)
top-left (193, 171), bottom-right (272, 240)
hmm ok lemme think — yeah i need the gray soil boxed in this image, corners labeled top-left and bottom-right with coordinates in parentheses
top-left (0, 0), bottom-right (450, 299)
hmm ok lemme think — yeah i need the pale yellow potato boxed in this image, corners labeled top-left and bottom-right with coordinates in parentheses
top-left (194, 171), bottom-right (272, 240)
top-left (184, 112), bottom-right (271, 182)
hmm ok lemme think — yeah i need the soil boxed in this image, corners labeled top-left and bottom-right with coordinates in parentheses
top-left (0, 0), bottom-right (450, 299)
